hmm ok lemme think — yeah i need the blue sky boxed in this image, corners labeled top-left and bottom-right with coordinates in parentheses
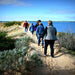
top-left (0, 0), bottom-right (75, 21)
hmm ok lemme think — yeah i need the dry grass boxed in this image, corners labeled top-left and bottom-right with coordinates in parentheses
top-left (58, 32), bottom-right (75, 51)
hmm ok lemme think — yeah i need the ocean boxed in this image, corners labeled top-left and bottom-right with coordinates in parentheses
top-left (0, 21), bottom-right (75, 33)
top-left (29, 21), bottom-right (75, 33)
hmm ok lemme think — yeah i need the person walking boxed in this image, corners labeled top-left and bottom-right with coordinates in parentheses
top-left (34, 20), bottom-right (43, 31)
top-left (35, 20), bottom-right (41, 28)
top-left (23, 21), bottom-right (29, 32)
top-left (29, 23), bottom-right (34, 35)
top-left (42, 20), bottom-right (57, 57)
top-left (36, 22), bottom-right (44, 47)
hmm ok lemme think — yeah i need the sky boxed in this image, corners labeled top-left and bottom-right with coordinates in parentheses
top-left (0, 0), bottom-right (75, 21)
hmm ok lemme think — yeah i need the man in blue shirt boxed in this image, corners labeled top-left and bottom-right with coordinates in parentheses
top-left (36, 22), bottom-right (44, 47)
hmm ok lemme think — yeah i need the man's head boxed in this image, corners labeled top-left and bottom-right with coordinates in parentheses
top-left (38, 20), bottom-right (41, 22)
top-left (48, 20), bottom-right (52, 25)
top-left (36, 20), bottom-right (41, 23)
top-left (39, 22), bottom-right (42, 25)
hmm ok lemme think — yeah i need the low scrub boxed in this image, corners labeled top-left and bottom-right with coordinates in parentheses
top-left (0, 47), bottom-right (28, 74)
top-left (0, 36), bottom-right (42, 75)
top-left (58, 32), bottom-right (75, 50)
top-left (0, 31), bottom-right (15, 51)
top-left (4, 21), bottom-right (21, 27)
top-left (27, 50), bottom-right (43, 66)
top-left (15, 36), bottom-right (33, 49)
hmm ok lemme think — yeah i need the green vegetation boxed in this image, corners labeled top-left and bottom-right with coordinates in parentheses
top-left (58, 32), bottom-right (75, 55)
top-left (58, 32), bottom-right (66, 38)
top-left (31, 54), bottom-right (43, 66)
top-left (0, 31), bottom-right (15, 51)
top-left (0, 47), bottom-right (28, 75)
top-left (0, 35), bottom-right (42, 75)
top-left (4, 21), bottom-right (21, 27)
top-left (15, 36), bottom-right (33, 50)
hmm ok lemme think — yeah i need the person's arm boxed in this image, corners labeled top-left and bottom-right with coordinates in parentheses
top-left (35, 23), bottom-right (38, 28)
top-left (42, 27), bottom-right (47, 38)
top-left (36, 26), bottom-right (39, 35)
top-left (55, 28), bottom-right (57, 35)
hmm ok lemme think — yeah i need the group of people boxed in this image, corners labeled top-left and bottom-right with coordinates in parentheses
top-left (23, 20), bottom-right (57, 58)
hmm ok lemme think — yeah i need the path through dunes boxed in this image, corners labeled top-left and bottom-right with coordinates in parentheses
top-left (26, 31), bottom-right (75, 75)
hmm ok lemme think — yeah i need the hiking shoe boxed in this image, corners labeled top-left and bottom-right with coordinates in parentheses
top-left (51, 55), bottom-right (54, 58)
top-left (38, 44), bottom-right (40, 46)
top-left (42, 46), bottom-right (44, 48)
top-left (44, 54), bottom-right (47, 57)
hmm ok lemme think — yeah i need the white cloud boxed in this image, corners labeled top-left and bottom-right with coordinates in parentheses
top-left (0, 16), bottom-right (75, 21)
top-left (0, 0), bottom-right (17, 5)
top-left (0, 0), bottom-right (32, 6)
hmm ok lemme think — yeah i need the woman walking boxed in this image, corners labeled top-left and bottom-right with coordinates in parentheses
top-left (42, 20), bottom-right (57, 57)
top-left (36, 22), bottom-right (44, 47)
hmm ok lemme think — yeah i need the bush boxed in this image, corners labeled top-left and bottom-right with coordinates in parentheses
top-left (0, 31), bottom-right (15, 51)
top-left (0, 36), bottom-right (32, 73)
top-left (0, 36), bottom-right (42, 74)
top-left (25, 50), bottom-right (43, 71)
top-left (31, 54), bottom-right (43, 66)
top-left (58, 32), bottom-right (66, 38)
top-left (58, 32), bottom-right (75, 50)
top-left (0, 47), bottom-right (28, 73)
top-left (15, 36), bottom-right (33, 49)
top-left (4, 21), bottom-right (21, 27)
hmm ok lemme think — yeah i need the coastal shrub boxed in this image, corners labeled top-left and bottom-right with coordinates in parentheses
top-left (0, 31), bottom-right (15, 51)
top-left (15, 36), bottom-right (33, 49)
top-left (0, 36), bottom-right (30, 74)
top-left (58, 32), bottom-right (66, 38)
top-left (58, 32), bottom-right (75, 50)
top-left (0, 36), bottom-right (42, 74)
top-left (4, 21), bottom-right (21, 27)
top-left (25, 50), bottom-right (43, 70)
top-left (31, 54), bottom-right (43, 66)
top-left (0, 47), bottom-right (28, 74)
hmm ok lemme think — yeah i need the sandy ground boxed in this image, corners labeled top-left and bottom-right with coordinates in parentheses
top-left (25, 30), bottom-right (75, 75)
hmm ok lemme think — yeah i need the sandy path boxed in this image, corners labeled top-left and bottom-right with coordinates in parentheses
top-left (26, 31), bottom-right (75, 75)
